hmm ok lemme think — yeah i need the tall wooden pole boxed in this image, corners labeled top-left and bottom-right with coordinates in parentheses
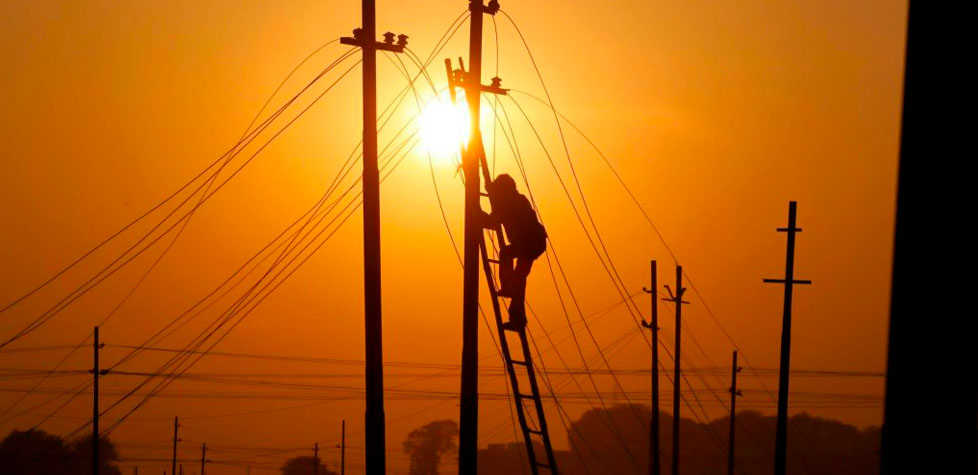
top-left (458, 1), bottom-right (490, 473)
top-left (728, 351), bottom-right (742, 475)
top-left (200, 443), bottom-right (206, 475)
top-left (764, 201), bottom-right (811, 475)
top-left (641, 261), bottom-right (661, 475)
top-left (340, 4), bottom-right (408, 475)
top-left (340, 420), bottom-right (346, 475)
top-left (360, 1), bottom-right (385, 472)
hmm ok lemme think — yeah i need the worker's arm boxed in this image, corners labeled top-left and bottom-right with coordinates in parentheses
top-left (480, 209), bottom-right (499, 228)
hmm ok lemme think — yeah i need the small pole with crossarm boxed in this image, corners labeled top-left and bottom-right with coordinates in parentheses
top-left (663, 265), bottom-right (689, 475)
top-left (728, 350), bottom-right (742, 475)
top-left (764, 201), bottom-right (811, 475)
top-left (641, 260), bottom-right (661, 475)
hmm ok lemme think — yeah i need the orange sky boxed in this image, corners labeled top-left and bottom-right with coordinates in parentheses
top-left (0, 1), bottom-right (907, 473)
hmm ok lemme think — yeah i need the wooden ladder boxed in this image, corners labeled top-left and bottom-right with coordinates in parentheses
top-left (478, 155), bottom-right (558, 475)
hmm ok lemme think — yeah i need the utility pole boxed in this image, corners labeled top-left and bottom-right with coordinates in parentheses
top-left (200, 443), bottom-right (206, 475)
top-left (340, 420), bottom-right (346, 475)
top-left (313, 443), bottom-right (319, 475)
top-left (456, 2), bottom-right (500, 473)
top-left (339, 4), bottom-right (407, 475)
top-left (663, 266), bottom-right (688, 475)
top-left (91, 326), bottom-right (108, 475)
top-left (641, 260), bottom-right (661, 475)
top-left (728, 351), bottom-right (742, 475)
top-left (763, 201), bottom-right (811, 475)
top-left (171, 417), bottom-right (180, 475)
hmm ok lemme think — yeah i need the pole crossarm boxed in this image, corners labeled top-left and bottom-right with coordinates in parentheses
top-left (763, 278), bottom-right (812, 285)
top-left (450, 61), bottom-right (508, 95)
top-left (340, 29), bottom-right (409, 53)
top-left (471, 0), bottom-right (500, 15)
top-left (662, 284), bottom-right (689, 305)
top-left (641, 287), bottom-right (658, 329)
top-left (446, 58), bottom-right (509, 96)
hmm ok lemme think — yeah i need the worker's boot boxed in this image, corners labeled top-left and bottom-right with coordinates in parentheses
top-left (503, 303), bottom-right (527, 330)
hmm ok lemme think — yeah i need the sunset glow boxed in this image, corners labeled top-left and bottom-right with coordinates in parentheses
top-left (0, 1), bottom-right (912, 474)
top-left (419, 97), bottom-right (469, 160)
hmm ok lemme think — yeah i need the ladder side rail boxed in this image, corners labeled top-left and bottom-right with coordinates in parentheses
top-left (479, 235), bottom-right (541, 474)
top-left (516, 333), bottom-right (559, 472)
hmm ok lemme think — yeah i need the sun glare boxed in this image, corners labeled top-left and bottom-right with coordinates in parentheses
top-left (419, 97), bottom-right (470, 159)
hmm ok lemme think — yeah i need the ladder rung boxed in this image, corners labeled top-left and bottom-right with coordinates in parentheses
top-left (527, 428), bottom-right (542, 435)
top-left (510, 359), bottom-right (528, 366)
top-left (480, 192), bottom-right (490, 197)
top-left (535, 463), bottom-right (552, 469)
top-left (488, 258), bottom-right (500, 264)
top-left (517, 393), bottom-right (535, 400)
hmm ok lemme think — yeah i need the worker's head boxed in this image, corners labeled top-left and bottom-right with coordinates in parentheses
top-left (490, 174), bottom-right (518, 195)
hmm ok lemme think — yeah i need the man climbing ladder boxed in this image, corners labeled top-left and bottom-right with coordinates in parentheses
top-left (482, 173), bottom-right (547, 330)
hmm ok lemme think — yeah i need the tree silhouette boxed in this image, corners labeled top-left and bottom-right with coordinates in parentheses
top-left (402, 420), bottom-right (458, 475)
top-left (539, 405), bottom-right (880, 475)
top-left (69, 434), bottom-right (123, 475)
top-left (0, 429), bottom-right (122, 475)
top-left (279, 455), bottom-right (337, 475)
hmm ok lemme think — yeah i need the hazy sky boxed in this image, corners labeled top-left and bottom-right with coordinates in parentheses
top-left (0, 1), bottom-right (907, 473)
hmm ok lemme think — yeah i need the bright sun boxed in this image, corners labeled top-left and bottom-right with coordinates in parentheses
top-left (419, 96), bottom-right (470, 159)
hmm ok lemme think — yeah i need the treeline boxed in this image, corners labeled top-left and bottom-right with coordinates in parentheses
top-left (479, 404), bottom-right (880, 475)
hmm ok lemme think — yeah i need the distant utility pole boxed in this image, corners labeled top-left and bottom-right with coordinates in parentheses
top-left (728, 351), bottom-right (742, 475)
top-left (340, 420), bottom-right (346, 475)
top-left (171, 417), bottom-right (180, 475)
top-left (200, 443), bottom-right (206, 475)
top-left (313, 443), bottom-right (319, 475)
top-left (457, 2), bottom-right (500, 473)
top-left (663, 266), bottom-right (688, 475)
top-left (763, 201), bottom-right (811, 475)
top-left (339, 3), bottom-right (407, 474)
top-left (91, 326), bottom-right (108, 475)
top-left (641, 260), bottom-right (661, 475)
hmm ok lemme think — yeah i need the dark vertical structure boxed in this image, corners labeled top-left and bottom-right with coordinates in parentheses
top-left (358, 3), bottom-right (385, 473)
top-left (663, 266), bottom-right (688, 475)
top-left (199, 443), bottom-right (206, 475)
top-left (641, 260), bottom-right (661, 475)
top-left (171, 417), bottom-right (179, 475)
top-left (764, 201), bottom-right (811, 475)
top-left (881, 3), bottom-right (974, 473)
top-left (340, 6), bottom-right (406, 475)
top-left (458, 1), bottom-right (491, 473)
top-left (92, 326), bottom-right (100, 475)
top-left (314, 443), bottom-right (319, 475)
top-left (728, 351), bottom-right (741, 475)
top-left (880, 6), bottom-right (912, 470)
top-left (340, 420), bottom-right (346, 475)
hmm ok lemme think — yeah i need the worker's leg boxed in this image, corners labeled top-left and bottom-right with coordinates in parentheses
top-left (497, 245), bottom-right (516, 297)
top-left (508, 257), bottom-right (535, 326)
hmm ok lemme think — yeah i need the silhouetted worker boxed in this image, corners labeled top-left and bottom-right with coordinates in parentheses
top-left (482, 174), bottom-right (547, 330)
